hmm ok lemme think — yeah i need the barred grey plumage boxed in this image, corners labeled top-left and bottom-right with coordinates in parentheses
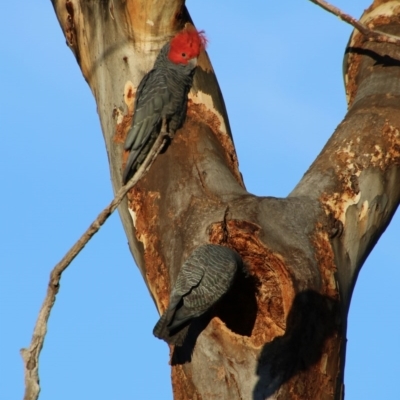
top-left (122, 27), bottom-right (207, 183)
top-left (153, 244), bottom-right (243, 346)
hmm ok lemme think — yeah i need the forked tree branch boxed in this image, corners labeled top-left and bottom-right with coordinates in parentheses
top-left (310, 0), bottom-right (400, 45)
top-left (20, 134), bottom-right (167, 400)
top-left (21, 0), bottom-right (400, 400)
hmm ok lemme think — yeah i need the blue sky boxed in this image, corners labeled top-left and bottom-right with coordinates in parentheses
top-left (1, 1), bottom-right (399, 399)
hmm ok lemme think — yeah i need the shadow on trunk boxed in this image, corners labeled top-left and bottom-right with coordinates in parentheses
top-left (253, 290), bottom-right (340, 399)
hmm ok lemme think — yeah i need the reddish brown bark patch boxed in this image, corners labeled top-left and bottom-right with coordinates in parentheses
top-left (172, 365), bottom-right (202, 400)
top-left (287, 355), bottom-right (335, 400)
top-left (127, 186), bottom-right (170, 310)
top-left (345, 45), bottom-right (363, 108)
top-left (380, 121), bottom-right (400, 167)
top-left (312, 226), bottom-right (338, 300)
top-left (115, 82), bottom-right (136, 163)
top-left (113, 112), bottom-right (132, 145)
top-left (65, 1), bottom-right (76, 48)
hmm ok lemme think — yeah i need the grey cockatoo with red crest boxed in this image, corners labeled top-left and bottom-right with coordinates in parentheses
top-left (122, 26), bottom-right (207, 183)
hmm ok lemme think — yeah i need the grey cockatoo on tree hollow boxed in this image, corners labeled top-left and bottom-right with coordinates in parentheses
top-left (122, 26), bottom-right (207, 183)
top-left (153, 244), bottom-right (244, 346)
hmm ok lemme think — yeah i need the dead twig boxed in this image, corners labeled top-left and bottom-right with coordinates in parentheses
top-left (21, 134), bottom-right (167, 400)
top-left (310, 0), bottom-right (400, 45)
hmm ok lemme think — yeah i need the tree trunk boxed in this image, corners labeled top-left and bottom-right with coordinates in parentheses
top-left (50, 0), bottom-right (400, 398)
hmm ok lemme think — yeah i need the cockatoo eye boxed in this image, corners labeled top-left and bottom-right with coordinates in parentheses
top-left (181, 52), bottom-right (186, 58)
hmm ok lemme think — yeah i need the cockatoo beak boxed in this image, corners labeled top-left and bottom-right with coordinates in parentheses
top-left (188, 57), bottom-right (198, 69)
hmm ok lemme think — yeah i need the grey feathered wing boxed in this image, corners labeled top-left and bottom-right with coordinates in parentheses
top-left (153, 245), bottom-right (241, 346)
top-left (123, 72), bottom-right (171, 183)
top-left (153, 263), bottom-right (205, 345)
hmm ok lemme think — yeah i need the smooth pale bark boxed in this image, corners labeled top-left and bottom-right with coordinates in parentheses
top-left (50, 1), bottom-right (399, 399)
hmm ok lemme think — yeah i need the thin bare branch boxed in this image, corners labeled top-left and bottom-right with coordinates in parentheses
top-left (310, 0), bottom-right (400, 45)
top-left (20, 134), bottom-right (167, 400)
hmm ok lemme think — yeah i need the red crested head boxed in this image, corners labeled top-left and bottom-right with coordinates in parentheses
top-left (168, 27), bottom-right (207, 65)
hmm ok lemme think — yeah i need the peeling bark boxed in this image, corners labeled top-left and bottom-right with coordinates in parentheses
top-left (49, 0), bottom-right (399, 399)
